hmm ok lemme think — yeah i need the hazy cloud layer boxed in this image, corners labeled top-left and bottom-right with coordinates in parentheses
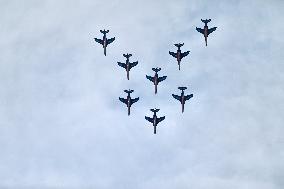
top-left (0, 0), bottom-right (283, 188)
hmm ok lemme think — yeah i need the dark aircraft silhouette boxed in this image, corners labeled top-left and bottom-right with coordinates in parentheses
top-left (146, 67), bottom-right (167, 94)
top-left (172, 87), bottom-right (193, 113)
top-left (94, 29), bottom-right (115, 56)
top-left (169, 43), bottom-right (190, 70)
top-left (145, 109), bottom-right (165, 134)
top-left (119, 89), bottom-right (139, 116)
top-left (117, 54), bottom-right (138, 80)
top-left (196, 19), bottom-right (217, 46)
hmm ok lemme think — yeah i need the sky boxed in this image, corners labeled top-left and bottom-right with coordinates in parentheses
top-left (0, 0), bottom-right (284, 188)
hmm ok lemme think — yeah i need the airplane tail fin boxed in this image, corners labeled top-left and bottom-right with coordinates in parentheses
top-left (100, 29), bottom-right (109, 34)
top-left (152, 67), bottom-right (161, 73)
top-left (174, 43), bottom-right (184, 48)
top-left (178, 87), bottom-right (187, 91)
top-left (123, 53), bottom-right (132, 59)
top-left (150, 108), bottom-right (160, 113)
top-left (124, 89), bottom-right (134, 94)
top-left (201, 19), bottom-right (211, 24)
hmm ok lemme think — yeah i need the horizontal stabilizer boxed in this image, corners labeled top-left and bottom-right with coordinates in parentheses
top-left (174, 43), bottom-right (184, 48)
top-left (100, 29), bottom-right (109, 34)
top-left (150, 108), bottom-right (160, 113)
top-left (152, 67), bottom-right (161, 72)
top-left (123, 53), bottom-right (132, 58)
top-left (124, 89), bottom-right (134, 94)
top-left (178, 87), bottom-right (187, 91)
top-left (201, 19), bottom-right (211, 24)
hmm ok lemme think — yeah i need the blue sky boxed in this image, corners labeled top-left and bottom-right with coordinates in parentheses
top-left (0, 0), bottom-right (284, 188)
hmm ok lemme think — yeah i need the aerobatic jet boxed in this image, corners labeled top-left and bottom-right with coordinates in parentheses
top-left (119, 89), bottom-right (139, 116)
top-left (145, 108), bottom-right (165, 134)
top-left (146, 67), bottom-right (167, 94)
top-left (196, 19), bottom-right (217, 46)
top-left (117, 54), bottom-right (138, 80)
top-left (94, 29), bottom-right (115, 56)
top-left (172, 87), bottom-right (193, 113)
top-left (169, 43), bottom-right (190, 70)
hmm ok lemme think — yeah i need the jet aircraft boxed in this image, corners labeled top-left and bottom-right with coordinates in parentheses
top-left (146, 67), bottom-right (167, 94)
top-left (196, 19), bottom-right (217, 46)
top-left (118, 54), bottom-right (138, 80)
top-left (119, 89), bottom-right (139, 116)
top-left (172, 87), bottom-right (193, 113)
top-left (169, 43), bottom-right (190, 70)
top-left (145, 108), bottom-right (165, 134)
top-left (94, 29), bottom-right (115, 56)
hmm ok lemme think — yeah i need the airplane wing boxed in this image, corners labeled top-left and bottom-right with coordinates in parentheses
top-left (157, 116), bottom-right (165, 124)
top-left (196, 27), bottom-right (204, 34)
top-left (172, 94), bottom-right (181, 102)
top-left (169, 51), bottom-right (177, 58)
top-left (145, 116), bottom-right (154, 123)
top-left (94, 38), bottom-right (103, 45)
top-left (146, 75), bottom-right (154, 82)
top-left (130, 97), bottom-right (139, 105)
top-left (181, 51), bottom-right (190, 59)
top-left (119, 97), bottom-right (127, 105)
top-left (118, 62), bottom-right (126, 69)
top-left (129, 61), bottom-right (138, 69)
top-left (208, 27), bottom-right (217, 35)
top-left (158, 76), bottom-right (167, 82)
top-left (106, 37), bottom-right (115, 45)
top-left (185, 94), bottom-right (193, 101)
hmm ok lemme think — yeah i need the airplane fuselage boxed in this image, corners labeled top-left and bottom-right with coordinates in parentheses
top-left (177, 50), bottom-right (181, 62)
top-left (153, 114), bottom-right (157, 134)
top-left (204, 25), bottom-right (208, 37)
top-left (181, 92), bottom-right (185, 113)
top-left (127, 95), bottom-right (131, 115)
top-left (153, 115), bottom-right (157, 126)
top-left (103, 34), bottom-right (107, 55)
top-left (204, 25), bottom-right (208, 46)
top-left (154, 73), bottom-right (158, 94)
top-left (126, 59), bottom-right (130, 80)
top-left (103, 36), bottom-right (106, 47)
top-left (177, 50), bottom-right (181, 70)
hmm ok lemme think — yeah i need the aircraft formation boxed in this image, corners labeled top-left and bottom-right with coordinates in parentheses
top-left (94, 19), bottom-right (217, 134)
